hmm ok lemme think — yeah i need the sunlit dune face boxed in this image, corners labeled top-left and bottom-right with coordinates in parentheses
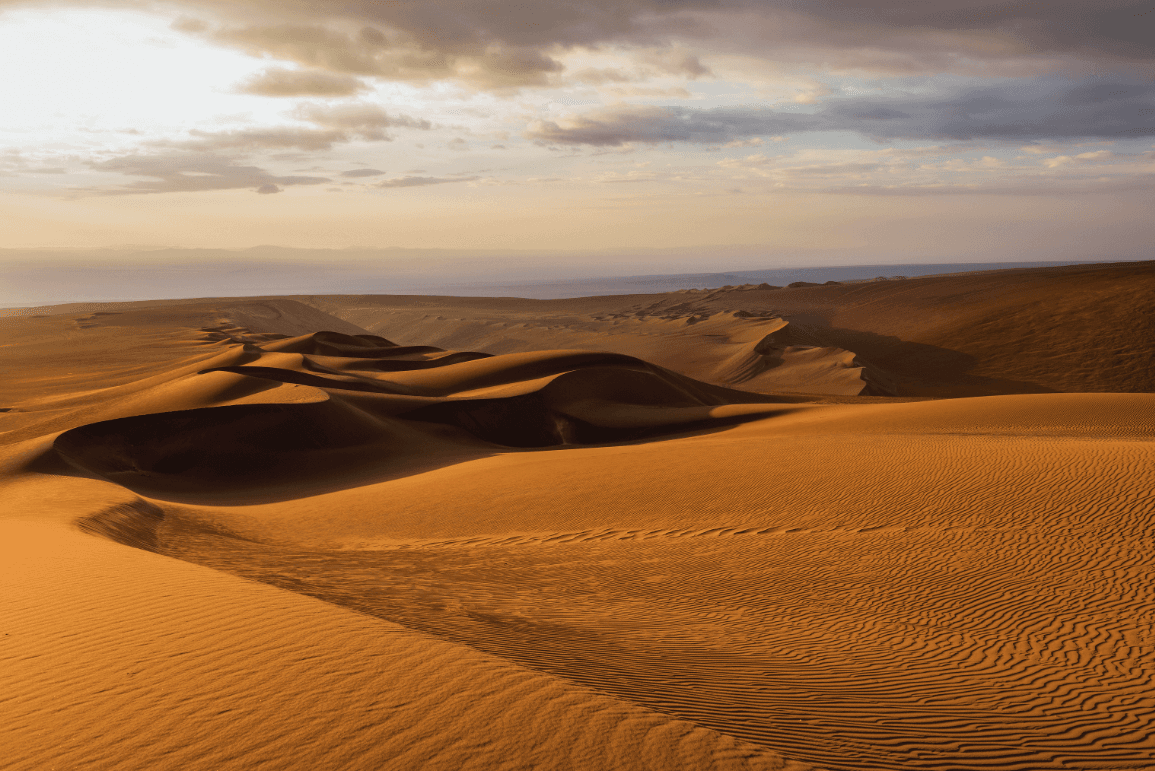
top-left (2, 263), bottom-right (1155, 770)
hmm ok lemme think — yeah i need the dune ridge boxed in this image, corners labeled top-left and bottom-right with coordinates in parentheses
top-left (50, 327), bottom-right (793, 498)
top-left (310, 259), bottom-right (1155, 397)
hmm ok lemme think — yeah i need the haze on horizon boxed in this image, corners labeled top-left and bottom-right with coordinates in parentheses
top-left (0, 0), bottom-right (1152, 275)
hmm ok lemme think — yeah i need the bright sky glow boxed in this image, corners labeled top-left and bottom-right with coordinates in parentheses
top-left (0, 10), bottom-right (281, 142)
top-left (0, 0), bottom-right (1152, 262)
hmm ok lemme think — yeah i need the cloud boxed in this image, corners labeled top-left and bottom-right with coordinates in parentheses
top-left (818, 172), bottom-right (1155, 197)
top-left (375, 175), bottom-right (479, 188)
top-left (571, 68), bottom-right (634, 85)
top-left (176, 127), bottom-right (350, 152)
top-left (875, 145), bottom-right (968, 158)
top-left (527, 104), bottom-right (818, 146)
top-left (151, 0), bottom-right (1155, 94)
top-left (720, 136), bottom-right (787, 148)
top-left (1042, 150), bottom-right (1117, 168)
top-left (604, 85), bottom-right (693, 98)
top-left (791, 81), bottom-right (833, 105)
top-left (340, 168), bottom-right (387, 177)
top-left (526, 76), bottom-right (1155, 145)
top-left (139, 103), bottom-right (432, 156)
top-left (771, 161), bottom-right (882, 178)
top-left (770, 1), bottom-right (1155, 65)
top-left (637, 48), bottom-right (712, 79)
top-left (718, 153), bottom-right (772, 168)
top-left (0, 150), bottom-right (78, 176)
top-left (170, 16), bottom-right (209, 34)
top-left (193, 21), bottom-right (566, 89)
top-left (235, 67), bottom-right (369, 97)
top-left (594, 169), bottom-right (662, 183)
top-left (84, 153), bottom-right (330, 195)
top-left (292, 102), bottom-right (432, 137)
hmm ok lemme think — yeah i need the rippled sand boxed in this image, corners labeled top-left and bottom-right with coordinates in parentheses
top-left (2, 264), bottom-right (1153, 770)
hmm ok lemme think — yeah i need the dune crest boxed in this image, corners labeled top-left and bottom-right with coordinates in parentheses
top-left (312, 260), bottom-right (1155, 397)
top-left (49, 329), bottom-right (794, 500)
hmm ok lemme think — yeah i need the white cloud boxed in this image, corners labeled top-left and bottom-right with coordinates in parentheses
top-left (718, 153), bottom-right (772, 168)
top-left (1042, 150), bottom-right (1115, 168)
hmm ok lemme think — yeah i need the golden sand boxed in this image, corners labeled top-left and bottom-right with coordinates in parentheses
top-left (2, 261), bottom-right (1153, 770)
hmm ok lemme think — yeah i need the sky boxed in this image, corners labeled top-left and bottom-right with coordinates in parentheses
top-left (0, 0), bottom-right (1153, 273)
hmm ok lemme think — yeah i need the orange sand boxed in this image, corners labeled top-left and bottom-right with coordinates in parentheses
top-left (1, 262), bottom-right (1153, 770)
top-left (311, 260), bottom-right (1155, 397)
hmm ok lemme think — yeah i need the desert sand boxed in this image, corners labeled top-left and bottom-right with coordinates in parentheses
top-left (1, 260), bottom-right (1153, 771)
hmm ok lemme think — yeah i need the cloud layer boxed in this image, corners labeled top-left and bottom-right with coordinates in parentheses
top-left (235, 67), bottom-right (369, 97)
top-left (87, 154), bottom-right (329, 195)
top-left (71, 103), bottom-right (435, 194)
top-left (159, 0), bottom-right (1155, 88)
top-left (527, 76), bottom-right (1155, 145)
top-left (5, 0), bottom-right (1154, 215)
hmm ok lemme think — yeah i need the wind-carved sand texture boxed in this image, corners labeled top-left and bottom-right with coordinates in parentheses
top-left (1, 261), bottom-right (1153, 771)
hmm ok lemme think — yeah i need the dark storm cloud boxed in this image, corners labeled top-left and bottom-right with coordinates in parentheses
top-left (526, 76), bottom-right (1155, 145)
top-left (85, 153), bottom-right (330, 194)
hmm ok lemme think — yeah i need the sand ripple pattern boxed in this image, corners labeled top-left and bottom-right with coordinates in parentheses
top-left (156, 419), bottom-right (1155, 771)
top-left (19, 323), bottom-right (1155, 771)
top-left (0, 516), bottom-right (807, 771)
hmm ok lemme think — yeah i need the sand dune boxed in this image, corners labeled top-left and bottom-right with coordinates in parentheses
top-left (1, 505), bottom-right (798, 771)
top-left (2, 264), bottom-right (1153, 770)
top-left (311, 260), bottom-right (1155, 397)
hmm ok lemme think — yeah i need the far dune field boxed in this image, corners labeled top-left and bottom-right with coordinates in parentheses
top-left (1, 260), bottom-right (1153, 771)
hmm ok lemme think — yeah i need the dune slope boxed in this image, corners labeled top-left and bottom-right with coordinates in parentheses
top-left (0, 489), bottom-right (800, 771)
top-left (1, 292), bottom-right (1153, 771)
top-left (311, 260), bottom-right (1155, 397)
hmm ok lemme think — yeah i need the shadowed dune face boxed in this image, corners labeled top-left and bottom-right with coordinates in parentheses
top-left (2, 274), bottom-right (1155, 771)
top-left (55, 401), bottom-right (395, 488)
top-left (49, 328), bottom-right (790, 498)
